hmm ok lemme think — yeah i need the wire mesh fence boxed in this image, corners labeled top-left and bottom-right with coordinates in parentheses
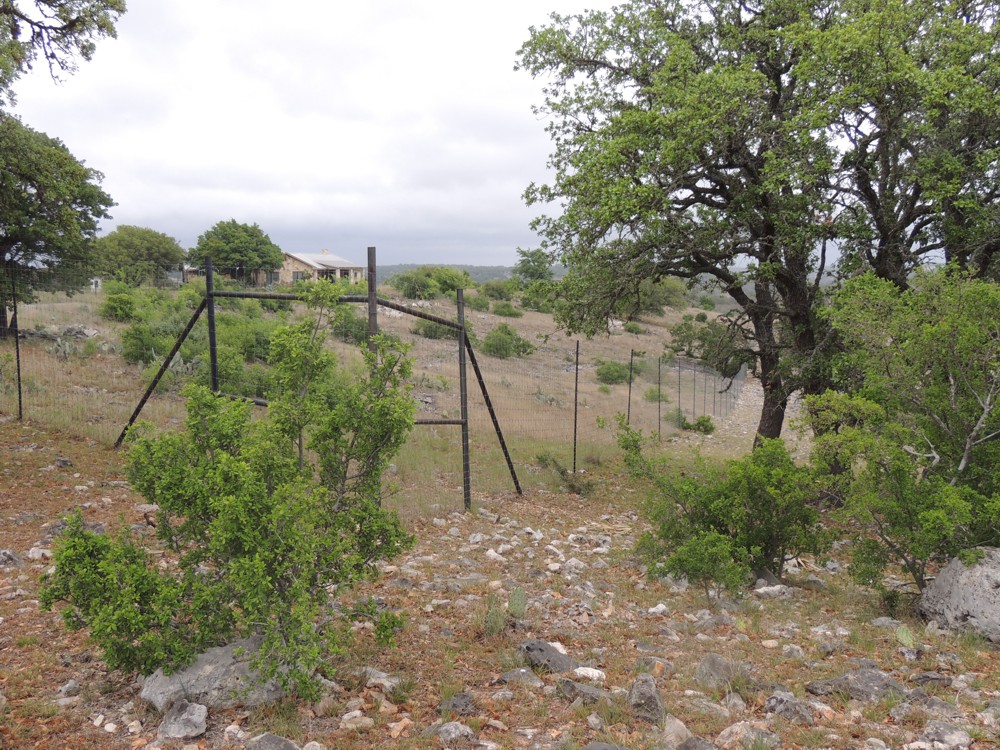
top-left (0, 263), bottom-right (746, 510)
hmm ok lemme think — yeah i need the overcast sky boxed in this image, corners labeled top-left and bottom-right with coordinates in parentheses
top-left (11, 0), bottom-right (613, 267)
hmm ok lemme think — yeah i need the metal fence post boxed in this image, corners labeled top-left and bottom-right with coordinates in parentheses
top-left (205, 257), bottom-right (219, 393)
top-left (456, 289), bottom-right (472, 511)
top-left (367, 246), bottom-right (378, 352)
top-left (573, 340), bottom-right (580, 474)
top-left (627, 349), bottom-right (635, 425)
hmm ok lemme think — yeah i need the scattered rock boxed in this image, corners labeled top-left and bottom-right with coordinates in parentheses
top-left (805, 669), bottom-right (907, 703)
top-left (520, 639), bottom-right (577, 674)
top-left (916, 721), bottom-right (973, 749)
top-left (500, 667), bottom-right (544, 689)
top-left (920, 548), bottom-right (1000, 643)
top-left (556, 678), bottom-right (613, 706)
top-left (676, 738), bottom-right (714, 750)
top-left (246, 733), bottom-right (302, 750)
top-left (156, 700), bottom-right (207, 740)
top-left (140, 639), bottom-right (284, 711)
top-left (693, 653), bottom-right (753, 691)
top-left (627, 673), bottom-right (665, 723)
top-left (0, 549), bottom-right (23, 566)
top-left (438, 691), bottom-right (477, 716)
top-left (714, 721), bottom-right (781, 750)
top-left (437, 721), bottom-right (475, 744)
top-left (573, 666), bottom-right (607, 683)
top-left (764, 690), bottom-right (814, 725)
top-left (659, 714), bottom-right (693, 749)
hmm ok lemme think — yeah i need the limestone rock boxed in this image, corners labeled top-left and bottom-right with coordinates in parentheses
top-left (627, 673), bottom-right (665, 724)
top-left (693, 653), bottom-right (753, 691)
top-left (156, 700), bottom-right (207, 740)
top-left (246, 733), bottom-right (302, 750)
top-left (500, 667), bottom-right (544, 689)
top-left (805, 669), bottom-right (907, 703)
top-left (658, 714), bottom-right (693, 749)
top-left (920, 548), bottom-right (1000, 643)
top-left (714, 721), bottom-right (781, 750)
top-left (520, 639), bottom-right (577, 674)
top-left (140, 639), bottom-right (283, 711)
top-left (556, 678), bottom-right (613, 706)
top-left (437, 721), bottom-right (475, 744)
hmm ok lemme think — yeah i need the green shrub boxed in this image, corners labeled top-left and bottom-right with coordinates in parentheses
top-left (412, 318), bottom-right (461, 340)
top-left (595, 360), bottom-right (630, 385)
top-left (643, 386), bottom-right (669, 403)
top-left (481, 323), bottom-right (534, 359)
top-left (100, 293), bottom-right (138, 322)
top-left (623, 425), bottom-right (826, 583)
top-left (481, 280), bottom-right (514, 300)
top-left (687, 415), bottom-right (715, 434)
top-left (624, 321), bottom-right (646, 335)
top-left (519, 280), bottom-right (555, 313)
top-left (694, 311), bottom-right (708, 323)
top-left (697, 294), bottom-right (716, 311)
top-left (492, 301), bottom-right (523, 318)
top-left (464, 294), bottom-right (490, 312)
top-left (41, 284), bottom-right (415, 697)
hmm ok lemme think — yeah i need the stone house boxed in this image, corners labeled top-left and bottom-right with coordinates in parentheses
top-left (255, 250), bottom-right (366, 287)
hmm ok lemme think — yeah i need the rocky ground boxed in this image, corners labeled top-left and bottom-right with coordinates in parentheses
top-left (1, 408), bottom-right (998, 749)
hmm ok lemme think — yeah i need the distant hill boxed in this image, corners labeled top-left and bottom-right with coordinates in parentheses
top-left (377, 264), bottom-right (513, 284)
top-left (377, 263), bottom-right (567, 284)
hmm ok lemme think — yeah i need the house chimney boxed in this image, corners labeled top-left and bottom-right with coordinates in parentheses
top-left (321, 248), bottom-right (329, 254)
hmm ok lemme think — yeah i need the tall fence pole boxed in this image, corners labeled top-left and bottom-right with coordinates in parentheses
top-left (456, 289), bottom-right (472, 511)
top-left (8, 270), bottom-right (22, 420)
top-left (703, 368), bottom-right (708, 416)
top-left (627, 349), bottom-right (635, 425)
top-left (366, 246), bottom-right (378, 353)
top-left (573, 340), bottom-right (580, 474)
top-left (657, 355), bottom-right (662, 442)
top-left (677, 360), bottom-right (682, 424)
top-left (205, 257), bottom-right (219, 393)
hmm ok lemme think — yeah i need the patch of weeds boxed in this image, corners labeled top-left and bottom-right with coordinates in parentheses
top-left (535, 452), bottom-right (595, 496)
top-left (498, 649), bottom-right (528, 672)
top-left (389, 674), bottom-right (417, 705)
top-left (508, 587), bottom-right (528, 620)
top-left (249, 697), bottom-right (304, 743)
top-left (595, 697), bottom-right (631, 727)
top-left (481, 592), bottom-right (509, 637)
top-left (597, 384), bottom-right (611, 395)
top-left (14, 635), bottom-right (39, 648)
top-left (15, 700), bottom-right (59, 719)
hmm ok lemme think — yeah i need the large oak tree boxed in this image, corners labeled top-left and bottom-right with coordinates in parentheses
top-left (518, 0), bottom-right (1000, 440)
top-left (0, 114), bottom-right (113, 333)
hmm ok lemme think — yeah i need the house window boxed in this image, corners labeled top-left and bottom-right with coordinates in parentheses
top-left (293, 271), bottom-right (312, 282)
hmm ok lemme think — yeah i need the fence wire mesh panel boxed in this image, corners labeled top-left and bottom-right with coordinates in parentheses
top-left (0, 265), bottom-right (747, 511)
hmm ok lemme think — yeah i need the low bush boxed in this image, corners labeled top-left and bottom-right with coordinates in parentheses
top-left (492, 301), bottom-right (523, 318)
top-left (595, 360), bottom-right (630, 385)
top-left (622, 424), bottom-right (827, 587)
top-left (100, 293), bottom-right (138, 322)
top-left (480, 323), bottom-right (534, 359)
top-left (41, 284), bottom-right (415, 697)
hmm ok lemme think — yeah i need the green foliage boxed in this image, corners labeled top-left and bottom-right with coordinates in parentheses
top-left (480, 280), bottom-right (514, 300)
top-left (39, 512), bottom-right (191, 675)
top-left (658, 530), bottom-right (750, 600)
top-left (513, 248), bottom-right (554, 284)
top-left (518, 0), bottom-right (1000, 440)
top-left (535, 451), bottom-right (594, 496)
top-left (518, 280), bottom-right (556, 313)
top-left (463, 294), bottom-right (490, 312)
top-left (41, 284), bottom-right (415, 694)
top-left (678, 415), bottom-right (715, 434)
top-left (94, 226), bottom-right (185, 286)
top-left (696, 294), bottom-right (716, 311)
top-left (807, 269), bottom-right (1000, 591)
top-left (595, 360), bottom-right (630, 385)
top-left (329, 305), bottom-right (369, 345)
top-left (623, 423), bottom-right (826, 582)
top-left (0, 1), bottom-right (125, 104)
top-left (99, 292), bottom-right (137, 322)
top-left (188, 220), bottom-right (284, 281)
top-left (0, 114), bottom-right (114, 316)
top-left (643, 386), bottom-right (669, 403)
top-left (507, 587), bottom-right (528, 620)
top-left (389, 266), bottom-right (474, 300)
top-left (412, 318), bottom-right (461, 340)
top-left (492, 301), bottom-right (523, 318)
top-left (623, 321), bottom-right (646, 335)
top-left (480, 323), bottom-right (534, 359)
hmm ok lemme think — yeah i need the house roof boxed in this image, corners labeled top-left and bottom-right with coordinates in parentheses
top-left (285, 251), bottom-right (363, 270)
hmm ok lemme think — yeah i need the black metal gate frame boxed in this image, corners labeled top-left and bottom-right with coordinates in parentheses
top-left (115, 250), bottom-right (522, 509)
